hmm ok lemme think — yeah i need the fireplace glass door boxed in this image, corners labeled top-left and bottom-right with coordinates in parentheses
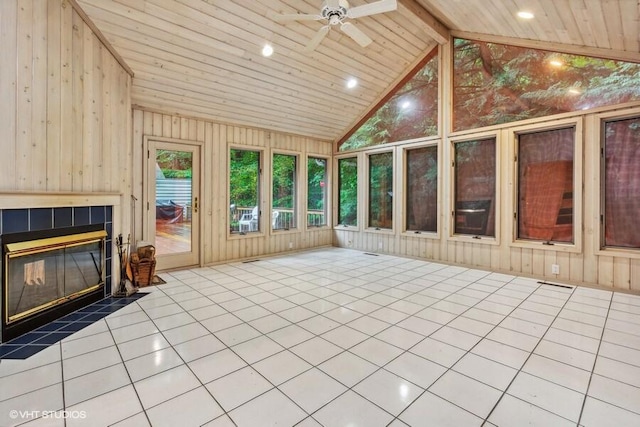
top-left (5, 232), bottom-right (105, 324)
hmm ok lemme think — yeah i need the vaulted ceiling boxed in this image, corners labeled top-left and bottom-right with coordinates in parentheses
top-left (77, 0), bottom-right (640, 142)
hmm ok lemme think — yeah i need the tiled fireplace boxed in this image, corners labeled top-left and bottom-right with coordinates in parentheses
top-left (0, 203), bottom-right (115, 343)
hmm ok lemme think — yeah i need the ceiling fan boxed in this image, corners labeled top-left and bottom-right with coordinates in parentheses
top-left (274, 0), bottom-right (398, 52)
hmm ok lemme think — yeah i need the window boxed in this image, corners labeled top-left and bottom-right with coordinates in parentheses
top-left (603, 116), bottom-right (640, 249)
top-left (338, 157), bottom-right (357, 226)
top-left (453, 38), bottom-right (640, 132)
top-left (518, 127), bottom-right (575, 243)
top-left (369, 152), bottom-right (393, 229)
top-left (454, 138), bottom-right (496, 237)
top-left (272, 153), bottom-right (296, 230)
top-left (340, 49), bottom-right (439, 151)
top-left (308, 157), bottom-right (327, 227)
top-left (406, 146), bottom-right (438, 232)
top-left (229, 149), bottom-right (260, 234)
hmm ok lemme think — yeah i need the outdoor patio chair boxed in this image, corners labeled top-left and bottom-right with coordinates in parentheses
top-left (239, 206), bottom-right (258, 232)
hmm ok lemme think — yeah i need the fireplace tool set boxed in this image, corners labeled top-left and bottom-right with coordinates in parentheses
top-left (114, 233), bottom-right (137, 297)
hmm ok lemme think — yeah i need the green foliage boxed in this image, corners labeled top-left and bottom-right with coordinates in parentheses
top-left (453, 38), bottom-right (640, 131)
top-left (272, 154), bottom-right (296, 208)
top-left (307, 158), bottom-right (326, 211)
top-left (157, 150), bottom-right (192, 179)
top-left (341, 52), bottom-right (439, 151)
top-left (369, 153), bottom-right (393, 228)
top-left (230, 149), bottom-right (259, 208)
top-left (338, 158), bottom-right (358, 225)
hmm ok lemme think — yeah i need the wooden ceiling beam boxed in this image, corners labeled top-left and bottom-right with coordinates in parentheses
top-left (397, 0), bottom-right (450, 45)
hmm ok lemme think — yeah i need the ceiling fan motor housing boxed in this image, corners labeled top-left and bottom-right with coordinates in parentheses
top-left (321, 0), bottom-right (349, 25)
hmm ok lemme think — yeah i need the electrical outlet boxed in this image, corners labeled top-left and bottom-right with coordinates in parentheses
top-left (551, 264), bottom-right (560, 274)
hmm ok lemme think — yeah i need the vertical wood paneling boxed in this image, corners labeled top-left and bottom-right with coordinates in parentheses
top-left (631, 259), bottom-right (640, 291)
top-left (16, 0), bottom-right (34, 190)
top-left (32, 0), bottom-right (48, 190)
top-left (59, 0), bottom-right (73, 190)
top-left (557, 251), bottom-right (570, 282)
top-left (599, 256), bottom-right (614, 287)
top-left (613, 257), bottom-right (631, 290)
top-left (0, 0), bottom-right (18, 190)
top-left (132, 109), bottom-right (333, 265)
top-left (47, 0), bottom-right (62, 190)
top-left (1, 0), bottom-right (132, 236)
top-left (81, 20), bottom-right (94, 192)
top-left (132, 109), bottom-right (144, 245)
top-left (71, 11), bottom-right (84, 191)
top-left (90, 36), bottom-right (103, 190)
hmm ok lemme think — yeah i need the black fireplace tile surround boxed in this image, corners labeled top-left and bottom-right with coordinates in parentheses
top-left (0, 205), bottom-right (114, 343)
top-left (0, 294), bottom-right (146, 359)
top-left (0, 205), bottom-right (113, 293)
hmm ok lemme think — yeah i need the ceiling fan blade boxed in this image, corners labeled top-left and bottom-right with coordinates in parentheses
top-left (347, 0), bottom-right (397, 19)
top-left (274, 13), bottom-right (323, 22)
top-left (304, 26), bottom-right (330, 52)
top-left (340, 22), bottom-right (372, 47)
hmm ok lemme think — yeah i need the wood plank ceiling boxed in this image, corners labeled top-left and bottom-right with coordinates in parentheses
top-left (77, 0), bottom-right (640, 142)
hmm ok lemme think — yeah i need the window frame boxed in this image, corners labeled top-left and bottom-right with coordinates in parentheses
top-left (596, 107), bottom-right (640, 259)
top-left (306, 155), bottom-right (331, 230)
top-left (509, 117), bottom-right (583, 253)
top-left (227, 145), bottom-right (265, 239)
top-left (365, 148), bottom-right (395, 234)
top-left (270, 149), bottom-right (300, 234)
top-left (334, 153), bottom-right (361, 231)
top-left (402, 140), bottom-right (440, 239)
top-left (449, 131), bottom-right (500, 245)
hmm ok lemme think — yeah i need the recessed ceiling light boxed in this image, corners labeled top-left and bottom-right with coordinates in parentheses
top-left (262, 44), bottom-right (274, 57)
top-left (346, 78), bottom-right (358, 89)
top-left (517, 11), bottom-right (534, 19)
top-left (401, 100), bottom-right (411, 110)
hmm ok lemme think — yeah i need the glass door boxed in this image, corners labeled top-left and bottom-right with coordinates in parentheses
top-left (147, 140), bottom-right (200, 270)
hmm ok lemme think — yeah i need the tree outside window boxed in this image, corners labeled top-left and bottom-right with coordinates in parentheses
top-left (229, 149), bottom-right (260, 233)
top-left (369, 152), bottom-right (393, 229)
top-left (340, 50), bottom-right (439, 151)
top-left (338, 158), bottom-right (357, 226)
top-left (308, 157), bottom-right (327, 227)
top-left (272, 154), bottom-right (296, 230)
top-left (453, 38), bottom-right (640, 132)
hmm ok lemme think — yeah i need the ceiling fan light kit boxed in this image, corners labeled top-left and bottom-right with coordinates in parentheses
top-left (275, 0), bottom-right (398, 52)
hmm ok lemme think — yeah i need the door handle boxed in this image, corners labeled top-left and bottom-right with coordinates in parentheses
top-left (194, 197), bottom-right (198, 213)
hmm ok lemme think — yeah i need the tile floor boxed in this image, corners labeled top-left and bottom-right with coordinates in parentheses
top-left (1, 248), bottom-right (639, 426)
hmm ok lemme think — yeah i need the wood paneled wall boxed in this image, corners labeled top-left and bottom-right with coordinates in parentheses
top-left (132, 109), bottom-right (334, 265)
top-left (0, 0), bottom-right (131, 194)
